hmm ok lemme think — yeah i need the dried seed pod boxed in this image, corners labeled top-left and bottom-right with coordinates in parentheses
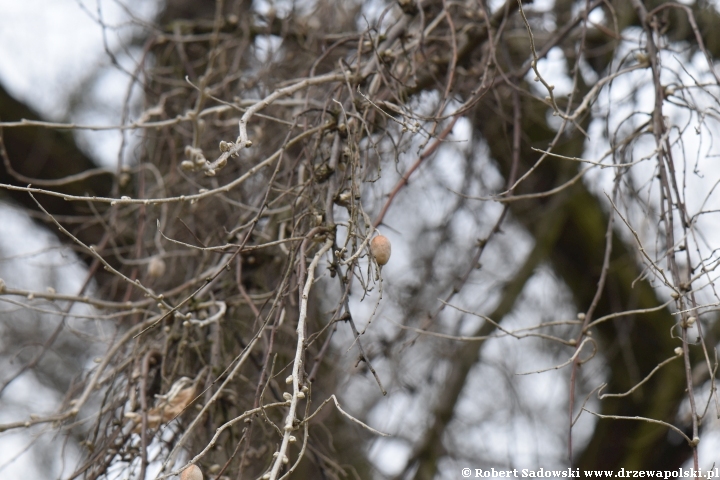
top-left (181, 464), bottom-right (203, 480)
top-left (370, 235), bottom-right (391, 266)
top-left (148, 256), bottom-right (166, 279)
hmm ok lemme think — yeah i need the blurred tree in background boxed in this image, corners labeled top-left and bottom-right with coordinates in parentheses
top-left (2, 0), bottom-right (720, 478)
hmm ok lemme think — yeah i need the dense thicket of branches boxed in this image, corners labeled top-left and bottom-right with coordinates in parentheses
top-left (3, 0), bottom-right (720, 478)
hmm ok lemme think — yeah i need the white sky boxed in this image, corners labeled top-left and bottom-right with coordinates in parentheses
top-left (0, 0), bottom-right (157, 167)
top-left (1, 0), bottom-right (123, 115)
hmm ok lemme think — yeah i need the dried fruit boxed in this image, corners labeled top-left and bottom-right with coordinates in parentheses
top-left (370, 235), bottom-right (391, 266)
top-left (148, 256), bottom-right (166, 279)
top-left (181, 464), bottom-right (203, 480)
top-left (125, 377), bottom-right (196, 432)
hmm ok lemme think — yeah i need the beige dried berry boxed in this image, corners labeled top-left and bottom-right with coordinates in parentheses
top-left (147, 256), bottom-right (167, 279)
top-left (370, 235), bottom-right (391, 266)
top-left (180, 464), bottom-right (203, 480)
